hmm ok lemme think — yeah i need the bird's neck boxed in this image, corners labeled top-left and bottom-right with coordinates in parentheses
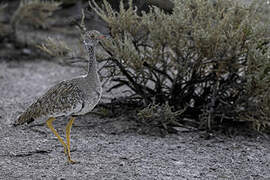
top-left (86, 46), bottom-right (98, 79)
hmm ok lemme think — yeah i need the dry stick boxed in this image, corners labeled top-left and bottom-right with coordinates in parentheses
top-left (146, 0), bottom-right (174, 12)
top-left (101, 46), bottom-right (154, 102)
top-left (106, 82), bottom-right (126, 93)
top-left (72, 9), bottom-right (87, 34)
top-left (143, 61), bottom-right (174, 82)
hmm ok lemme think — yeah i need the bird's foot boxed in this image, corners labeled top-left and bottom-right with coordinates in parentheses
top-left (67, 157), bottom-right (79, 164)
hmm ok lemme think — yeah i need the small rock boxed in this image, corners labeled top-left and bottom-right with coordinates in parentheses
top-left (22, 48), bottom-right (32, 55)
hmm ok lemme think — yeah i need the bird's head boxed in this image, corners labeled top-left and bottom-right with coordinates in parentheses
top-left (82, 30), bottom-right (105, 48)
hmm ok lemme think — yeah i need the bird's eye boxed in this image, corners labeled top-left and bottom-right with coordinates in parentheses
top-left (84, 39), bottom-right (89, 44)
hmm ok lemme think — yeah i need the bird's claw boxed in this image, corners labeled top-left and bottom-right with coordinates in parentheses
top-left (68, 157), bottom-right (78, 164)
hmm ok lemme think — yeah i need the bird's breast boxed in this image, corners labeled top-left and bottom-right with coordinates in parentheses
top-left (75, 86), bottom-right (102, 115)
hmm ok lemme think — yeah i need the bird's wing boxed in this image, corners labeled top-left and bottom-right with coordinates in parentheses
top-left (32, 80), bottom-right (86, 117)
top-left (15, 80), bottom-right (85, 125)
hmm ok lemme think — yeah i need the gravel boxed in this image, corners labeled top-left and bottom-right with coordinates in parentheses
top-left (0, 59), bottom-right (270, 180)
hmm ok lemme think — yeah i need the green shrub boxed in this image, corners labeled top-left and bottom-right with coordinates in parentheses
top-left (90, 0), bottom-right (270, 130)
top-left (243, 37), bottom-right (270, 131)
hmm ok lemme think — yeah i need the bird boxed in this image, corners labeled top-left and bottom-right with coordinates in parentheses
top-left (14, 30), bottom-right (105, 164)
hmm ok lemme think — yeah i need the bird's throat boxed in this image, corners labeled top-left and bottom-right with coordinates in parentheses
top-left (86, 46), bottom-right (98, 79)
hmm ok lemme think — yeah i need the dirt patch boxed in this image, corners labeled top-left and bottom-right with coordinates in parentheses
top-left (0, 59), bottom-right (270, 179)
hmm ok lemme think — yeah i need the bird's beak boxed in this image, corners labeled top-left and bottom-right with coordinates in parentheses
top-left (99, 35), bottom-right (109, 40)
top-left (98, 35), bottom-right (105, 39)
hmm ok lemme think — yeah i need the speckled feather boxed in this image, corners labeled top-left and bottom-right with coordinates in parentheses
top-left (15, 80), bottom-right (86, 125)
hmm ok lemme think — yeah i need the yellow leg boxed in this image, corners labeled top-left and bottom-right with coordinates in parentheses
top-left (46, 117), bottom-right (67, 155)
top-left (66, 117), bottom-right (76, 164)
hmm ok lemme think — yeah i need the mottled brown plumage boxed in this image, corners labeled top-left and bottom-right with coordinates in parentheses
top-left (16, 81), bottom-right (85, 125)
top-left (14, 30), bottom-right (105, 163)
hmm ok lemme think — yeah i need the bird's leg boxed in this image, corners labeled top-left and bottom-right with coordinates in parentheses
top-left (46, 117), bottom-right (67, 155)
top-left (66, 117), bottom-right (76, 164)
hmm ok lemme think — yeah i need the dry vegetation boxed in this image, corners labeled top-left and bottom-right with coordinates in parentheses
top-left (11, 0), bottom-right (61, 30)
top-left (1, 0), bottom-right (270, 132)
top-left (90, 0), bottom-right (270, 131)
top-left (36, 37), bottom-right (71, 57)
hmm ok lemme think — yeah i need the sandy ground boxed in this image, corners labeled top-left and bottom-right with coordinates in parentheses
top-left (0, 59), bottom-right (270, 180)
